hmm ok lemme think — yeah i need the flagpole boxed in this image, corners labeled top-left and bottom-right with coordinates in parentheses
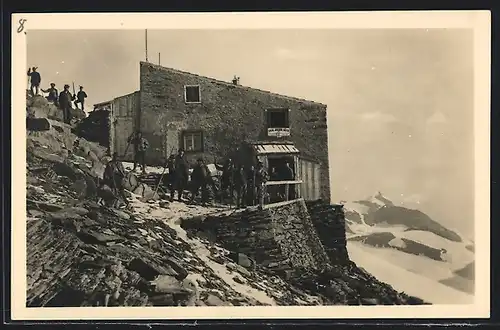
top-left (145, 29), bottom-right (149, 62)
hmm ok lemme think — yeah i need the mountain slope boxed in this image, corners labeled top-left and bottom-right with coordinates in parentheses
top-left (366, 206), bottom-right (462, 242)
top-left (343, 192), bottom-right (475, 303)
top-left (25, 95), bottom-right (427, 307)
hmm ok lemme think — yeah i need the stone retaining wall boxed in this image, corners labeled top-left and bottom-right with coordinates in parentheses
top-left (306, 200), bottom-right (350, 264)
top-left (182, 199), bottom-right (331, 273)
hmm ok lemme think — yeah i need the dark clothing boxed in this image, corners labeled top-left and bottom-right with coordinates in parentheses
top-left (137, 137), bottom-right (149, 152)
top-left (76, 90), bottom-right (87, 102)
top-left (163, 177), bottom-right (176, 199)
top-left (246, 168), bottom-right (257, 206)
top-left (233, 167), bottom-right (247, 208)
top-left (174, 155), bottom-right (190, 180)
top-left (163, 157), bottom-right (176, 193)
top-left (75, 90), bottom-right (88, 111)
top-left (134, 151), bottom-right (146, 173)
top-left (256, 167), bottom-right (269, 184)
top-left (42, 87), bottom-right (58, 103)
top-left (128, 135), bottom-right (149, 172)
top-left (75, 99), bottom-right (85, 110)
top-left (28, 70), bottom-right (41, 96)
top-left (62, 106), bottom-right (72, 124)
top-left (103, 159), bottom-right (128, 205)
top-left (190, 164), bottom-right (211, 204)
top-left (191, 163), bottom-right (210, 184)
top-left (215, 161), bottom-right (235, 198)
top-left (58, 90), bottom-right (75, 107)
top-left (28, 70), bottom-right (41, 85)
top-left (58, 90), bottom-right (75, 124)
top-left (128, 135), bottom-right (150, 152)
top-left (172, 154), bottom-right (189, 201)
top-left (127, 134), bottom-right (139, 154)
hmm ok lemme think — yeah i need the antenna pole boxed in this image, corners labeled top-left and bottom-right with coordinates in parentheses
top-left (159, 52), bottom-right (161, 65)
top-left (145, 29), bottom-right (149, 62)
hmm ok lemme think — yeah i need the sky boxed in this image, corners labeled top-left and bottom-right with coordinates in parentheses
top-left (27, 29), bottom-right (474, 237)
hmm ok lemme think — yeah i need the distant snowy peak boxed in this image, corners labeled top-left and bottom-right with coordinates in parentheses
top-left (343, 191), bottom-right (394, 225)
top-left (343, 192), bottom-right (464, 244)
top-left (371, 191), bottom-right (395, 207)
top-left (352, 191), bottom-right (394, 210)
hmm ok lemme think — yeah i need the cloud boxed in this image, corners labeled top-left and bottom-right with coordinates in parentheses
top-left (359, 111), bottom-right (398, 123)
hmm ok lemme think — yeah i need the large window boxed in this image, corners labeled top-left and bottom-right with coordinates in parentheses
top-left (267, 108), bottom-right (289, 128)
top-left (266, 108), bottom-right (290, 137)
top-left (184, 85), bottom-right (201, 103)
top-left (182, 130), bottom-right (204, 152)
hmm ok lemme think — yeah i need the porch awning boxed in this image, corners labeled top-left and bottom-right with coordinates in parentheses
top-left (253, 143), bottom-right (300, 155)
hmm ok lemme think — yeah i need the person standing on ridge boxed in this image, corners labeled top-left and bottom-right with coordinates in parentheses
top-left (27, 67), bottom-right (41, 96)
top-left (41, 83), bottom-right (58, 105)
top-left (74, 86), bottom-right (88, 111)
top-left (58, 84), bottom-right (75, 124)
top-left (128, 131), bottom-right (149, 174)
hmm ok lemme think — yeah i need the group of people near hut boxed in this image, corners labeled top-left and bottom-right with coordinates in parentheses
top-left (104, 130), bottom-right (278, 208)
top-left (162, 152), bottom-right (270, 207)
top-left (27, 66), bottom-right (88, 124)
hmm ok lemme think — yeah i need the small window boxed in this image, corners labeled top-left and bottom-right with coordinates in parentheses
top-left (184, 85), bottom-right (201, 103)
top-left (182, 131), bottom-right (204, 152)
top-left (267, 108), bottom-right (289, 128)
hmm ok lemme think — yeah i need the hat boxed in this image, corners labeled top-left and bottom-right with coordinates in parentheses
top-left (64, 84), bottom-right (70, 88)
top-left (50, 82), bottom-right (55, 86)
top-left (79, 86), bottom-right (83, 89)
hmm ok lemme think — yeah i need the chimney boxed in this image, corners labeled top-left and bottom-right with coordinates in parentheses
top-left (232, 75), bottom-right (240, 85)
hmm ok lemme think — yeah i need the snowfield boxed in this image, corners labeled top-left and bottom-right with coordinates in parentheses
top-left (344, 192), bottom-right (475, 303)
top-left (347, 241), bottom-right (474, 304)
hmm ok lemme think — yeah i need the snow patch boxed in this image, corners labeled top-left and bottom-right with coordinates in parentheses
top-left (129, 197), bottom-right (276, 306)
